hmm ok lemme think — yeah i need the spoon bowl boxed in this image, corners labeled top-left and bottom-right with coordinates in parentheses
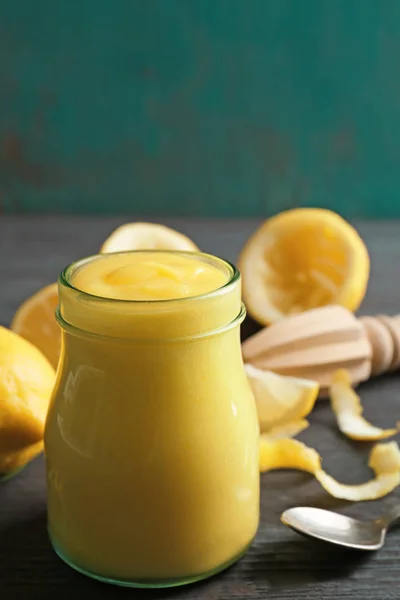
top-left (280, 506), bottom-right (399, 551)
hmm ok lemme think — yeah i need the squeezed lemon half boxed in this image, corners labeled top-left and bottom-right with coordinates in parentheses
top-left (239, 208), bottom-right (370, 325)
top-left (11, 283), bottom-right (60, 369)
top-left (100, 222), bottom-right (199, 253)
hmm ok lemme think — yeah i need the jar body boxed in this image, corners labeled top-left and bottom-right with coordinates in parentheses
top-left (44, 252), bottom-right (260, 587)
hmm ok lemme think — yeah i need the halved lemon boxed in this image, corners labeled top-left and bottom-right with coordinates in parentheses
top-left (11, 283), bottom-right (60, 369)
top-left (100, 222), bottom-right (199, 253)
top-left (238, 208), bottom-right (370, 325)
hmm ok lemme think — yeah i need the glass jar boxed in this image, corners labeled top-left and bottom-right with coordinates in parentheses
top-left (44, 251), bottom-right (260, 588)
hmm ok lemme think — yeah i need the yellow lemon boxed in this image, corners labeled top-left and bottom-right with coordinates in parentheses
top-left (100, 222), bottom-right (199, 253)
top-left (245, 364), bottom-right (319, 433)
top-left (11, 283), bottom-right (60, 369)
top-left (239, 208), bottom-right (370, 325)
top-left (0, 325), bottom-right (55, 476)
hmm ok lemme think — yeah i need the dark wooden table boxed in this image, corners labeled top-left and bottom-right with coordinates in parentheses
top-left (1, 216), bottom-right (400, 600)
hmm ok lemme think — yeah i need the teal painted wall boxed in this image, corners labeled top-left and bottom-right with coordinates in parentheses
top-left (1, 0), bottom-right (400, 217)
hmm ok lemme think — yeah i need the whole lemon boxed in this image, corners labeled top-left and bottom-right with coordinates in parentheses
top-left (0, 325), bottom-right (55, 477)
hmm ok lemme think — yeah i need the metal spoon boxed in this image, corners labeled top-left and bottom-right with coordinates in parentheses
top-left (280, 504), bottom-right (400, 550)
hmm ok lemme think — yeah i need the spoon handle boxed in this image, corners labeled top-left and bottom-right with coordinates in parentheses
top-left (379, 503), bottom-right (400, 528)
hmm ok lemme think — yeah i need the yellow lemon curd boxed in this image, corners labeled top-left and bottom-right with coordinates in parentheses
top-left (44, 251), bottom-right (259, 587)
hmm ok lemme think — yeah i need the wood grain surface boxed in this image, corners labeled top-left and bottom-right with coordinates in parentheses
top-left (1, 217), bottom-right (400, 600)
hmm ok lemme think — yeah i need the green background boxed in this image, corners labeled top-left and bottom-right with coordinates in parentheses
top-left (0, 0), bottom-right (399, 217)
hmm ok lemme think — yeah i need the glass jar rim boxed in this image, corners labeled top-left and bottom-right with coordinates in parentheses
top-left (55, 302), bottom-right (246, 344)
top-left (59, 249), bottom-right (240, 306)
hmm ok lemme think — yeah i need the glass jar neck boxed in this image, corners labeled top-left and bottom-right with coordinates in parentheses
top-left (57, 251), bottom-right (243, 342)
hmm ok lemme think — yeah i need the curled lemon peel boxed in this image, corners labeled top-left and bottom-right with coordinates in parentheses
top-left (259, 438), bottom-right (400, 501)
top-left (259, 438), bottom-right (320, 474)
top-left (330, 369), bottom-right (399, 440)
top-left (263, 420), bottom-right (310, 441)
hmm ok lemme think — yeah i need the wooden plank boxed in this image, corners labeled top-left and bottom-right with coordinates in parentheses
top-left (1, 217), bottom-right (400, 599)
